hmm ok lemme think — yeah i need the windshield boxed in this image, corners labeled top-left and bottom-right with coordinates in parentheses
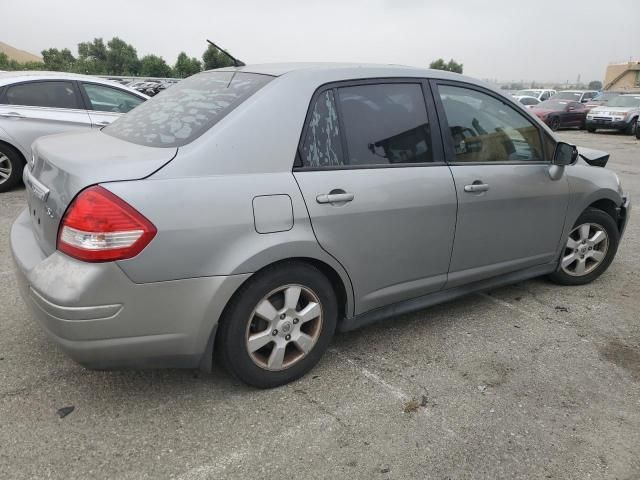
top-left (535, 100), bottom-right (568, 110)
top-left (553, 91), bottom-right (582, 100)
top-left (516, 90), bottom-right (540, 97)
top-left (104, 71), bottom-right (273, 147)
top-left (591, 92), bottom-right (618, 102)
top-left (607, 96), bottom-right (640, 108)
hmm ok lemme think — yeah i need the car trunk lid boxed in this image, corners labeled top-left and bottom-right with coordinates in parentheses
top-left (25, 130), bottom-right (177, 256)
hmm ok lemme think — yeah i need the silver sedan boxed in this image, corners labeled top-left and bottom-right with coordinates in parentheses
top-left (10, 64), bottom-right (630, 387)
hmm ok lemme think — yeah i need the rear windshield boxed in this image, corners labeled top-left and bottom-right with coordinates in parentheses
top-left (104, 71), bottom-right (273, 147)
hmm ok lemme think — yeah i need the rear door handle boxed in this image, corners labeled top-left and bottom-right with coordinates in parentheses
top-left (316, 192), bottom-right (354, 204)
top-left (95, 121), bottom-right (111, 127)
top-left (464, 182), bottom-right (490, 193)
top-left (0, 112), bottom-right (25, 118)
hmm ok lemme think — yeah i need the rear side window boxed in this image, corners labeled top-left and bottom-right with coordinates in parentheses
top-left (82, 83), bottom-right (144, 113)
top-left (5, 81), bottom-right (80, 109)
top-left (104, 72), bottom-right (273, 147)
top-left (338, 83), bottom-right (433, 166)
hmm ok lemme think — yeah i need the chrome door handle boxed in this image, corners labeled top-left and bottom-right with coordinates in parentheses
top-left (464, 183), bottom-right (489, 193)
top-left (0, 112), bottom-right (25, 118)
top-left (95, 121), bottom-right (111, 127)
top-left (316, 192), bottom-right (355, 204)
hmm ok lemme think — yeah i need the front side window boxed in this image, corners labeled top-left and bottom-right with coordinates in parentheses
top-left (104, 71), bottom-right (273, 147)
top-left (337, 83), bottom-right (433, 166)
top-left (5, 81), bottom-right (80, 109)
top-left (438, 85), bottom-right (543, 163)
top-left (82, 83), bottom-right (144, 113)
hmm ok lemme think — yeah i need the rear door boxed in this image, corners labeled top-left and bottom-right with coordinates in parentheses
top-left (293, 80), bottom-right (458, 314)
top-left (433, 81), bottom-right (568, 287)
top-left (78, 82), bottom-right (146, 128)
top-left (0, 80), bottom-right (91, 155)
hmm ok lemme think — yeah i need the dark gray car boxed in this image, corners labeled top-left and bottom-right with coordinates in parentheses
top-left (10, 64), bottom-right (631, 387)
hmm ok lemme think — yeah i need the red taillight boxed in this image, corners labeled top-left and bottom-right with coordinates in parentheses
top-left (57, 185), bottom-right (156, 262)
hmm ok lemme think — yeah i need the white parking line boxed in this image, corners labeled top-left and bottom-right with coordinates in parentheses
top-left (329, 348), bottom-right (409, 401)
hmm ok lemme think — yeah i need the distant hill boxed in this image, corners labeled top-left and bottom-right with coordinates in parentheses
top-left (0, 41), bottom-right (42, 63)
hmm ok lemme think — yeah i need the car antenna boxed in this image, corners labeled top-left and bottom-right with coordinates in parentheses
top-left (206, 39), bottom-right (245, 67)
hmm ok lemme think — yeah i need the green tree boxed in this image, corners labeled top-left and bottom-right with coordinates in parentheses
top-left (429, 58), bottom-right (463, 74)
top-left (75, 38), bottom-right (108, 74)
top-left (0, 51), bottom-right (9, 69)
top-left (41, 48), bottom-right (76, 71)
top-left (202, 44), bottom-right (235, 70)
top-left (174, 52), bottom-right (202, 78)
top-left (106, 37), bottom-right (140, 75)
top-left (139, 54), bottom-right (172, 77)
top-left (588, 80), bottom-right (603, 90)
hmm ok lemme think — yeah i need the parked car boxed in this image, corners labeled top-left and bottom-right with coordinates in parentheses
top-left (530, 99), bottom-right (588, 130)
top-left (11, 64), bottom-right (630, 388)
top-left (514, 95), bottom-right (540, 107)
top-left (585, 91), bottom-right (620, 109)
top-left (586, 94), bottom-right (640, 134)
top-left (0, 71), bottom-right (148, 192)
top-left (514, 89), bottom-right (556, 102)
top-left (552, 90), bottom-right (599, 103)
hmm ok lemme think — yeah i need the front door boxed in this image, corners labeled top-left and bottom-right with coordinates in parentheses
top-left (434, 82), bottom-right (569, 287)
top-left (0, 80), bottom-right (91, 155)
top-left (294, 81), bottom-right (457, 314)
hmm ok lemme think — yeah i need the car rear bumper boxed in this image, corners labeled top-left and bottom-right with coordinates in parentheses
top-left (586, 119), bottom-right (629, 131)
top-left (10, 208), bottom-right (250, 369)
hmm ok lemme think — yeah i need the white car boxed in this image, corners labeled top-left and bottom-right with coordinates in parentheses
top-left (586, 94), bottom-right (640, 134)
top-left (514, 89), bottom-right (556, 102)
top-left (0, 71), bottom-right (148, 192)
top-left (513, 95), bottom-right (541, 108)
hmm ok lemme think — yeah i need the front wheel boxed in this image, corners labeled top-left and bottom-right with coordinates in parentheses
top-left (548, 208), bottom-right (620, 286)
top-left (216, 262), bottom-right (337, 388)
top-left (0, 143), bottom-right (24, 193)
top-left (626, 117), bottom-right (638, 135)
top-left (587, 127), bottom-right (596, 133)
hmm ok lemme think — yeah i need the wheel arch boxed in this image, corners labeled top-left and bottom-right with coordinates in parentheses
top-left (200, 256), bottom-right (354, 371)
top-left (0, 138), bottom-right (27, 165)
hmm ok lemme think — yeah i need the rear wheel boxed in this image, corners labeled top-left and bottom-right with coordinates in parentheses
top-left (548, 208), bottom-right (619, 286)
top-left (549, 117), bottom-right (561, 131)
top-left (216, 262), bottom-right (337, 388)
top-left (0, 143), bottom-right (24, 193)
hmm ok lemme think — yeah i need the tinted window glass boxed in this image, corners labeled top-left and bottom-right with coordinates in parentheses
top-left (82, 83), bottom-right (143, 113)
top-left (337, 83), bottom-right (433, 165)
top-left (5, 81), bottom-right (80, 109)
top-left (301, 90), bottom-right (344, 167)
top-left (104, 72), bottom-right (272, 147)
top-left (439, 85), bottom-right (543, 163)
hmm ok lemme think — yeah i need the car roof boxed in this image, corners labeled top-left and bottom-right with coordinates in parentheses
top-left (214, 61), bottom-right (479, 83)
top-left (0, 71), bottom-right (149, 98)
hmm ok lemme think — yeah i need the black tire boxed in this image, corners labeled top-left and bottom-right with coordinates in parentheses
top-left (636, 122), bottom-right (640, 139)
top-left (216, 261), bottom-right (337, 388)
top-left (626, 117), bottom-right (638, 136)
top-left (0, 143), bottom-right (25, 193)
top-left (587, 127), bottom-right (596, 133)
top-left (548, 208), bottom-right (620, 286)
top-left (549, 117), bottom-right (560, 131)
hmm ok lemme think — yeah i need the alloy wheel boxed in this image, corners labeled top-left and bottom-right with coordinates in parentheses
top-left (245, 284), bottom-right (323, 371)
top-left (0, 152), bottom-right (12, 185)
top-left (550, 118), bottom-right (560, 131)
top-left (561, 223), bottom-right (609, 277)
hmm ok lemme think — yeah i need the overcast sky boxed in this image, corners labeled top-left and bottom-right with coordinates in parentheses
top-left (4, 0), bottom-right (639, 83)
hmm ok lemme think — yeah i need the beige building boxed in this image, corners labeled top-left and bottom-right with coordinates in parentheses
top-left (604, 61), bottom-right (640, 92)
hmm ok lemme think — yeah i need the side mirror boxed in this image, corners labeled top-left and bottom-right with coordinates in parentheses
top-left (553, 142), bottom-right (578, 166)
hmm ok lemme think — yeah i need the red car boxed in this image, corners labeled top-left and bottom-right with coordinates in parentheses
top-left (530, 99), bottom-right (587, 131)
